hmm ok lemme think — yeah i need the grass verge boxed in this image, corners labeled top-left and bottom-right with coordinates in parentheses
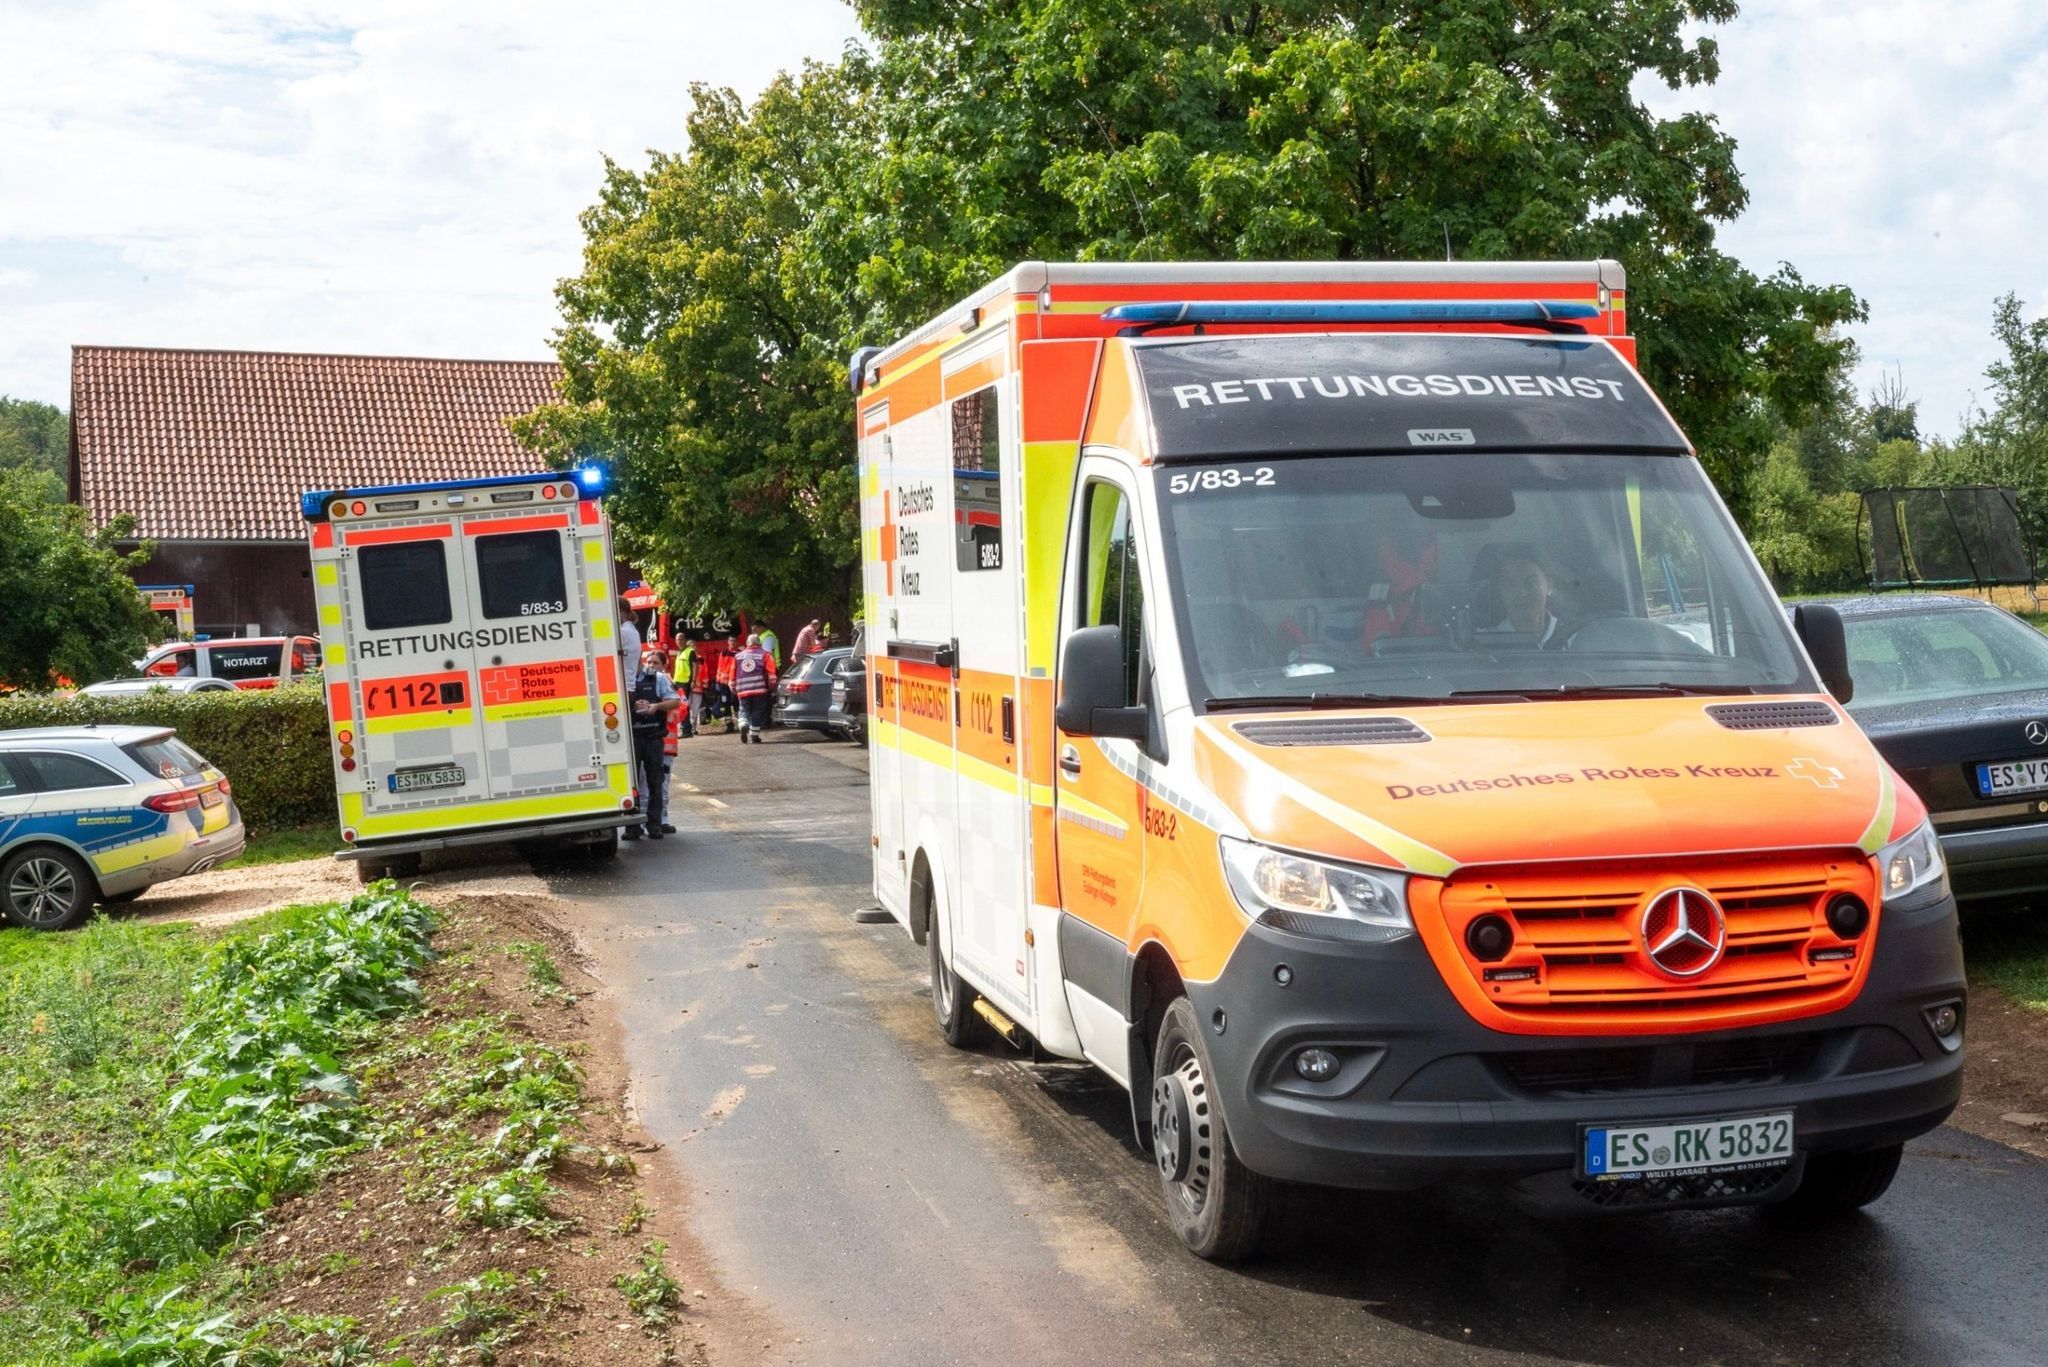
top-left (2, 890), bottom-right (699, 1365)
top-left (0, 889), bottom-right (436, 1363)
top-left (1965, 910), bottom-right (2048, 1011)
top-left (222, 824), bottom-right (339, 869)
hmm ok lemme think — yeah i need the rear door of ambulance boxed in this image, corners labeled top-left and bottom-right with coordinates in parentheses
top-left (456, 499), bottom-right (615, 809)
top-left (338, 516), bottom-right (495, 825)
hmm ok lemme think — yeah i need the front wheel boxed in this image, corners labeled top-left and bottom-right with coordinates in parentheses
top-left (1782, 1144), bottom-right (1904, 1214)
top-left (2, 847), bottom-right (99, 931)
top-left (1151, 996), bottom-right (1273, 1261)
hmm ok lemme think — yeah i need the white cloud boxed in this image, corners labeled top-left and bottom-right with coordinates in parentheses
top-left (0, 0), bottom-right (863, 404)
top-left (1640, 0), bottom-right (2048, 437)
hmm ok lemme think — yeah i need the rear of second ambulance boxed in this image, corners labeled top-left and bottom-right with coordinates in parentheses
top-left (305, 471), bottom-right (637, 878)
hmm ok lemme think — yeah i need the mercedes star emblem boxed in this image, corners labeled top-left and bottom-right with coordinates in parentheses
top-left (1640, 886), bottom-right (1728, 979)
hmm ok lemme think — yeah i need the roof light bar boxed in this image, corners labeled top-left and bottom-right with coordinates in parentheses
top-left (1101, 299), bottom-right (1602, 333)
top-left (300, 467), bottom-right (608, 521)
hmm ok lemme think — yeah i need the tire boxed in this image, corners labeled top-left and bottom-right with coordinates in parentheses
top-left (1782, 1144), bottom-right (1904, 1214)
top-left (2, 847), bottom-right (99, 931)
top-left (927, 893), bottom-right (985, 1048)
top-left (1150, 996), bottom-right (1274, 1261)
top-left (583, 829), bottom-right (621, 861)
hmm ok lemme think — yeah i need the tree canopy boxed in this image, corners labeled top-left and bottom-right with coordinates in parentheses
top-left (529, 1), bottom-right (1865, 611)
top-left (0, 396), bottom-right (67, 502)
top-left (0, 467), bottom-right (163, 689)
top-left (513, 68), bottom-right (869, 615)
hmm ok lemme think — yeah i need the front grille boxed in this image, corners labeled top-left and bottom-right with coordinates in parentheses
top-left (1497, 1032), bottom-right (1824, 1097)
top-left (1572, 1164), bottom-right (1793, 1208)
top-left (1430, 852), bottom-right (1874, 1024)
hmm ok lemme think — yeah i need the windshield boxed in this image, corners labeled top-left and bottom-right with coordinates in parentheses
top-left (1152, 451), bottom-right (1812, 706)
top-left (1845, 605), bottom-right (2048, 708)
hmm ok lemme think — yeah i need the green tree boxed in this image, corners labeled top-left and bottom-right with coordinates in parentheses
top-left (0, 468), bottom-right (162, 688)
top-left (1950, 293), bottom-right (2048, 554)
top-left (0, 396), bottom-right (67, 501)
top-left (844, 0), bottom-right (1861, 509)
top-left (514, 66), bottom-right (869, 615)
top-left (534, 2), bottom-right (1862, 607)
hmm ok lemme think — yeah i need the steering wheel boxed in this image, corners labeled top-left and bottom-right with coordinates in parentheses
top-left (1563, 614), bottom-right (1710, 656)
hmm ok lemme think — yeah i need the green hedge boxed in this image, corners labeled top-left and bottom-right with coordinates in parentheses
top-left (0, 683), bottom-right (334, 835)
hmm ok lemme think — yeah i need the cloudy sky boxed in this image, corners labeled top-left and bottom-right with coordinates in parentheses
top-left (2, 1), bottom-right (2041, 438)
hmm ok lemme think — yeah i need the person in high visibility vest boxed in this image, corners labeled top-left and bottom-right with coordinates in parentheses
top-left (759, 624), bottom-right (781, 668)
top-left (674, 640), bottom-right (699, 737)
top-left (731, 632), bottom-right (778, 744)
top-left (714, 640), bottom-right (739, 733)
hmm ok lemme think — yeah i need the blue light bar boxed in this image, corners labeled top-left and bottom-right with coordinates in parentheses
top-left (300, 466), bottom-right (607, 520)
top-left (1100, 299), bottom-right (1602, 328)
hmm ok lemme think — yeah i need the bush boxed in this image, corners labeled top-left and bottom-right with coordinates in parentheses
top-left (0, 683), bottom-right (333, 835)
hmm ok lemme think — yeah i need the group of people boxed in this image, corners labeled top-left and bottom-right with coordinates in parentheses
top-left (614, 604), bottom-right (842, 842)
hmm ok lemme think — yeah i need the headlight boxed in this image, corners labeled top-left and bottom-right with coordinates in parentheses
top-left (1875, 820), bottom-right (1948, 909)
top-left (1218, 837), bottom-right (1411, 943)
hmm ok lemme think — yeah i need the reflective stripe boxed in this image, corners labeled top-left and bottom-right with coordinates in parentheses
top-left (354, 790), bottom-right (623, 838)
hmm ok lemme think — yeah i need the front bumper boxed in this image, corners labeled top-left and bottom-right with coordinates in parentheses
top-left (1937, 819), bottom-right (2048, 903)
top-left (1184, 893), bottom-right (1965, 1194)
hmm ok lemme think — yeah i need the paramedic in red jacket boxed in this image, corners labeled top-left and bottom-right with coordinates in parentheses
top-left (731, 633), bottom-right (778, 744)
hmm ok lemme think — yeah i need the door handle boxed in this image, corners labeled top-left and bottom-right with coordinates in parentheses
top-left (1059, 744), bottom-right (1082, 778)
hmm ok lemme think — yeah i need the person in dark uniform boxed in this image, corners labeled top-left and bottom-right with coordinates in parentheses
top-left (624, 648), bottom-right (681, 840)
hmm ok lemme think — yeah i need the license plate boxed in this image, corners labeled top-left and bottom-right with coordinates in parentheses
top-left (388, 765), bottom-right (465, 794)
top-left (199, 788), bottom-right (224, 809)
top-left (1975, 758), bottom-right (2048, 798)
top-left (1581, 1111), bottom-right (1794, 1179)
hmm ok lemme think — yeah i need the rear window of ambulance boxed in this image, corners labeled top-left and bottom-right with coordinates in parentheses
top-left (123, 737), bottom-right (210, 781)
top-left (207, 643), bottom-right (283, 680)
top-left (474, 530), bottom-right (568, 620)
top-left (359, 541), bottom-right (453, 631)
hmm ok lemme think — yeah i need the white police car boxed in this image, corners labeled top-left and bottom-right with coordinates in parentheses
top-left (0, 725), bottom-right (245, 930)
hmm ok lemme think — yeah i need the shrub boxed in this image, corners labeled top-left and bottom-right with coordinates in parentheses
top-left (0, 683), bottom-right (334, 835)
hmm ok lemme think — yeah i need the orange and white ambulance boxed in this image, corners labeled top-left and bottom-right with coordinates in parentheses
top-left (852, 261), bottom-right (1965, 1259)
top-left (303, 469), bottom-right (637, 878)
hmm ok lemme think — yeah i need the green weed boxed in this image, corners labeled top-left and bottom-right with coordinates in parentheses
top-left (503, 940), bottom-right (572, 1001)
top-left (614, 1240), bottom-right (684, 1333)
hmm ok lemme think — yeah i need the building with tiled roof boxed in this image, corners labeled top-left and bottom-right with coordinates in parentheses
top-left (69, 345), bottom-right (561, 635)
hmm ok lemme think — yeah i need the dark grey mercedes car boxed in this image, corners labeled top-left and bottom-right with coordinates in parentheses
top-left (1825, 594), bottom-right (2048, 907)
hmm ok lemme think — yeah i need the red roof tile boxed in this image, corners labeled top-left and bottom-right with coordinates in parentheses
top-left (70, 346), bottom-right (563, 541)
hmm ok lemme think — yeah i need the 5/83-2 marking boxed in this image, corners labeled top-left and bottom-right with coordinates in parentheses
top-left (1167, 467), bottom-right (1275, 495)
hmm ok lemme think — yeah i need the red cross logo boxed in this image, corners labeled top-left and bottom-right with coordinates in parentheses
top-left (1786, 757), bottom-right (1844, 789)
top-left (482, 668), bottom-right (522, 705)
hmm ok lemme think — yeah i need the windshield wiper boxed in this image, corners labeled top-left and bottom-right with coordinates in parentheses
top-left (1450, 681), bottom-right (1763, 700)
top-left (1204, 691), bottom-right (1514, 712)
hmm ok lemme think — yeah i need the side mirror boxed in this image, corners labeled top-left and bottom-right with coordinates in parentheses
top-left (1793, 603), bottom-right (1854, 705)
top-left (1056, 625), bottom-right (1148, 740)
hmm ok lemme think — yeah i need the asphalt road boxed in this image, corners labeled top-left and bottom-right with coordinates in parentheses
top-left (543, 729), bottom-right (2048, 1366)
